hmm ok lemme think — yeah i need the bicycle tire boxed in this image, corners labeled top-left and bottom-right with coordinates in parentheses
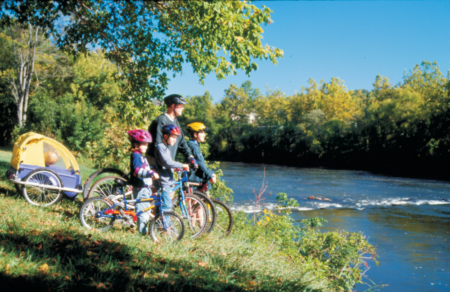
top-left (22, 168), bottom-right (64, 207)
top-left (149, 211), bottom-right (185, 242)
top-left (173, 193), bottom-right (209, 238)
top-left (86, 175), bottom-right (134, 201)
top-left (194, 191), bottom-right (233, 236)
top-left (79, 197), bottom-right (116, 231)
top-left (191, 191), bottom-right (217, 234)
top-left (82, 168), bottom-right (125, 200)
top-left (210, 198), bottom-right (234, 236)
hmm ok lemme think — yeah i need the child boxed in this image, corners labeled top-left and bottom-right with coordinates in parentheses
top-left (128, 129), bottom-right (160, 235)
top-left (186, 122), bottom-right (216, 189)
top-left (44, 150), bottom-right (60, 167)
top-left (154, 125), bottom-right (190, 214)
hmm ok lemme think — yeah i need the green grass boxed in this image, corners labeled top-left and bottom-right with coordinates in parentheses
top-left (0, 147), bottom-right (325, 292)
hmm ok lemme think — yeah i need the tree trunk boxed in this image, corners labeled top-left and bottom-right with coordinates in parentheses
top-left (9, 24), bottom-right (40, 127)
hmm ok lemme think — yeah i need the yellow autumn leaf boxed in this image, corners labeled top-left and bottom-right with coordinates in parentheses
top-left (235, 36), bottom-right (244, 42)
top-left (198, 261), bottom-right (208, 267)
top-left (38, 263), bottom-right (49, 274)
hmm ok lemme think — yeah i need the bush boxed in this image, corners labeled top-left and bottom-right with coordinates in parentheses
top-left (232, 193), bottom-right (379, 291)
top-left (14, 90), bottom-right (106, 151)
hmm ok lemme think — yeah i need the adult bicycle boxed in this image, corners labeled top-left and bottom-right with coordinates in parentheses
top-left (170, 167), bottom-right (209, 239)
top-left (188, 179), bottom-right (233, 236)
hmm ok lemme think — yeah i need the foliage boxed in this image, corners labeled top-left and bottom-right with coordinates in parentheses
top-left (189, 62), bottom-right (450, 178)
top-left (0, 23), bottom-right (64, 127)
top-left (276, 192), bottom-right (300, 208)
top-left (1, 0), bottom-right (283, 100)
top-left (206, 161), bottom-right (234, 204)
top-left (14, 91), bottom-right (105, 151)
top-left (235, 205), bottom-right (378, 291)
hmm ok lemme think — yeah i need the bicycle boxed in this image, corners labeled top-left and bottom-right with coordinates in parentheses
top-left (83, 167), bottom-right (210, 238)
top-left (188, 179), bottom-right (234, 236)
top-left (79, 177), bottom-right (185, 242)
top-left (169, 167), bottom-right (209, 238)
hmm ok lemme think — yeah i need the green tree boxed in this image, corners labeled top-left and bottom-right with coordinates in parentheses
top-left (218, 83), bottom-right (255, 125)
top-left (402, 61), bottom-right (449, 113)
top-left (1, 0), bottom-right (283, 101)
top-left (0, 23), bottom-right (55, 127)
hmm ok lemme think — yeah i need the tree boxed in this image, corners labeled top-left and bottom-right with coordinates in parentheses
top-left (402, 61), bottom-right (449, 113)
top-left (0, 23), bottom-right (69, 128)
top-left (218, 83), bottom-right (254, 125)
top-left (1, 0), bottom-right (283, 101)
top-left (1, 23), bottom-right (43, 127)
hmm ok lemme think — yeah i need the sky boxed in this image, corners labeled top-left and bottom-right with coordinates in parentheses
top-left (166, 1), bottom-right (450, 103)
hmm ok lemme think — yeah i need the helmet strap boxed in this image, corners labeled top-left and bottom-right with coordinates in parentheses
top-left (166, 104), bottom-right (178, 120)
top-left (172, 104), bottom-right (181, 118)
top-left (163, 134), bottom-right (170, 146)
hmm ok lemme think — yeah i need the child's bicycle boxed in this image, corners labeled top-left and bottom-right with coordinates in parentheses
top-left (187, 179), bottom-right (233, 236)
top-left (79, 177), bottom-right (185, 242)
top-left (84, 167), bottom-right (210, 239)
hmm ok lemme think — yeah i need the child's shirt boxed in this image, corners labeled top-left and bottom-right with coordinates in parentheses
top-left (155, 143), bottom-right (183, 187)
top-left (187, 140), bottom-right (214, 182)
top-left (130, 151), bottom-right (155, 188)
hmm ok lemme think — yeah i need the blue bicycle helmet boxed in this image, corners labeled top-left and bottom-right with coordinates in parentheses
top-left (161, 124), bottom-right (181, 136)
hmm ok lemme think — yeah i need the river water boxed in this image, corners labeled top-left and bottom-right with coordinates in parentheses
top-left (219, 162), bottom-right (450, 292)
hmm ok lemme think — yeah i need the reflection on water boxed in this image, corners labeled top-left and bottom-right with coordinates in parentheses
top-left (219, 161), bottom-right (450, 291)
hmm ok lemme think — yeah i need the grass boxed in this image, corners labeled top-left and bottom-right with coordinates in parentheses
top-left (0, 147), bottom-right (325, 292)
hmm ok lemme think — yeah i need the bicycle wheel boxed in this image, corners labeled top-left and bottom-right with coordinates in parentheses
top-left (194, 191), bottom-right (233, 236)
top-left (192, 191), bottom-right (217, 234)
top-left (173, 193), bottom-right (209, 238)
top-left (210, 199), bottom-right (234, 236)
top-left (83, 168), bottom-right (125, 200)
top-left (22, 168), bottom-right (64, 206)
top-left (149, 211), bottom-right (185, 242)
top-left (86, 176), bottom-right (133, 201)
top-left (80, 197), bottom-right (116, 231)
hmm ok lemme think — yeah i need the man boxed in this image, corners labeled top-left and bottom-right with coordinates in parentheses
top-left (146, 94), bottom-right (197, 168)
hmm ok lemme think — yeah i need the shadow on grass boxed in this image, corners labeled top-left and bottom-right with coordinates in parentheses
top-left (0, 226), bottom-right (304, 292)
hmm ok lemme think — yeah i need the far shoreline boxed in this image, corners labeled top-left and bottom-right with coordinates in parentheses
top-left (213, 158), bottom-right (450, 183)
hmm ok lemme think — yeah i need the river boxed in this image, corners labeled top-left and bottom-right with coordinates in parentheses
top-left (219, 161), bottom-right (450, 292)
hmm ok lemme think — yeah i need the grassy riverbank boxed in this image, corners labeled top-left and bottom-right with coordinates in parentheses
top-left (0, 147), bottom-right (377, 291)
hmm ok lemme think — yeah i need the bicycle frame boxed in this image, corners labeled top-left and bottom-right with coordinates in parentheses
top-left (94, 184), bottom-right (171, 229)
top-left (171, 170), bottom-right (191, 219)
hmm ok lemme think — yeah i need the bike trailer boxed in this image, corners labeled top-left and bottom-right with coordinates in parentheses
top-left (5, 132), bottom-right (82, 199)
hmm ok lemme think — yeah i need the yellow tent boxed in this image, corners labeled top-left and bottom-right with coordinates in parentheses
top-left (10, 132), bottom-right (79, 173)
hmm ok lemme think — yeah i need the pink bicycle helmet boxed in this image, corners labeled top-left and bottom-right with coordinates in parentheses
top-left (127, 129), bottom-right (152, 143)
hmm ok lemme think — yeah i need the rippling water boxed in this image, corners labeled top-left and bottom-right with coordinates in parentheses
top-left (219, 161), bottom-right (450, 291)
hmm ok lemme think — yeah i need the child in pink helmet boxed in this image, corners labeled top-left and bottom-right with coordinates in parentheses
top-left (128, 129), bottom-right (160, 235)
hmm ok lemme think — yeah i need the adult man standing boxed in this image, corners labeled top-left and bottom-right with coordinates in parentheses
top-left (146, 94), bottom-right (197, 168)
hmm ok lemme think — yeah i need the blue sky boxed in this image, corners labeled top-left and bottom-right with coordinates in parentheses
top-left (166, 1), bottom-right (450, 103)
